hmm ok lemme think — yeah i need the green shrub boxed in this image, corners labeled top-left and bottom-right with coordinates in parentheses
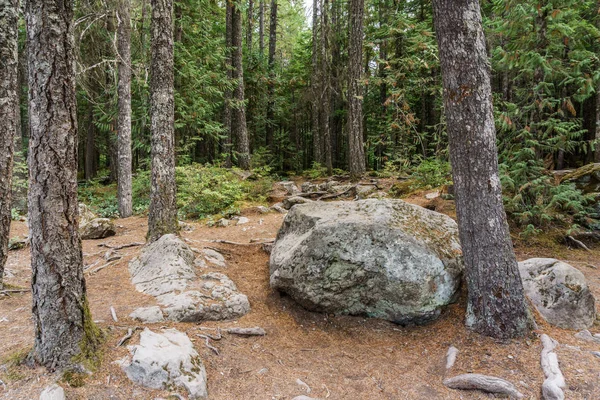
top-left (410, 159), bottom-right (452, 190)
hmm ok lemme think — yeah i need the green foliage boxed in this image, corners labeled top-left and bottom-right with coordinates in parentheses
top-left (409, 159), bottom-right (452, 190)
top-left (78, 165), bottom-right (272, 220)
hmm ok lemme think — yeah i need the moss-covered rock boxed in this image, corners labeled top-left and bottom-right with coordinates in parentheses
top-left (269, 199), bottom-right (464, 325)
top-left (561, 163), bottom-right (600, 193)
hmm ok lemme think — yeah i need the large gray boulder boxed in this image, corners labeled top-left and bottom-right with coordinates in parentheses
top-left (519, 258), bottom-right (596, 330)
top-left (129, 234), bottom-right (250, 322)
top-left (269, 199), bottom-right (463, 325)
top-left (120, 328), bottom-right (208, 399)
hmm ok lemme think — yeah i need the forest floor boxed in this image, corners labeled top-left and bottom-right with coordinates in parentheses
top-left (1, 186), bottom-right (600, 399)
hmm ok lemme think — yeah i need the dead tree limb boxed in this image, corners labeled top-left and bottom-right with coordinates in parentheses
top-left (227, 327), bottom-right (266, 336)
top-left (116, 327), bottom-right (139, 347)
top-left (565, 236), bottom-right (591, 252)
top-left (540, 334), bottom-right (565, 400)
top-left (443, 374), bottom-right (524, 399)
top-left (198, 334), bottom-right (219, 355)
top-left (98, 242), bottom-right (144, 250)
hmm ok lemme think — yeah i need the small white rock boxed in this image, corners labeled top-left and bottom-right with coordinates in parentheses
top-left (237, 217), bottom-right (250, 225)
top-left (39, 384), bottom-right (65, 400)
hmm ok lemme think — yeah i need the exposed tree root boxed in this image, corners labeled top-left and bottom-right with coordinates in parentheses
top-left (443, 373), bottom-right (524, 398)
top-left (540, 334), bottom-right (565, 400)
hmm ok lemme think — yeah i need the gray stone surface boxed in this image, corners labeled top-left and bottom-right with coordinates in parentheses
top-left (270, 199), bottom-right (463, 325)
top-left (129, 235), bottom-right (249, 322)
top-left (129, 234), bottom-right (196, 297)
top-left (120, 328), bottom-right (208, 399)
top-left (158, 272), bottom-right (250, 322)
top-left (39, 384), bottom-right (65, 400)
top-left (202, 248), bottom-right (226, 267)
top-left (282, 196), bottom-right (313, 210)
top-left (278, 181), bottom-right (301, 196)
top-left (519, 258), bottom-right (596, 330)
top-left (129, 306), bottom-right (165, 323)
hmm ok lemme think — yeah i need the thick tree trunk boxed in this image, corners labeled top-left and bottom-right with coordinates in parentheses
top-left (26, 0), bottom-right (99, 368)
top-left (231, 2), bottom-right (250, 169)
top-left (148, 0), bottom-right (178, 242)
top-left (311, 0), bottom-right (322, 164)
top-left (117, 0), bottom-right (133, 217)
top-left (223, 1), bottom-right (233, 167)
top-left (0, 0), bottom-right (18, 289)
top-left (432, 0), bottom-right (531, 339)
top-left (347, 0), bottom-right (366, 180)
top-left (320, 0), bottom-right (332, 173)
top-left (265, 0), bottom-right (277, 148)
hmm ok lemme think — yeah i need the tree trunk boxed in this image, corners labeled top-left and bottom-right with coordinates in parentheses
top-left (26, 0), bottom-right (99, 368)
top-left (247, 0), bottom-right (253, 51)
top-left (265, 0), bottom-right (277, 148)
top-left (259, 0), bottom-right (264, 57)
top-left (311, 0), bottom-right (322, 164)
top-left (117, 0), bottom-right (133, 218)
top-left (223, 1), bottom-right (233, 167)
top-left (0, 0), bottom-right (18, 289)
top-left (596, 81), bottom-right (600, 163)
top-left (347, 0), bottom-right (366, 179)
top-left (320, 0), bottom-right (332, 173)
top-left (148, 0), bottom-right (178, 242)
top-left (85, 107), bottom-right (98, 180)
top-left (432, 0), bottom-right (531, 339)
top-left (231, 2), bottom-right (250, 169)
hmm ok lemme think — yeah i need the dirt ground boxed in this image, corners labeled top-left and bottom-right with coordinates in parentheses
top-left (1, 195), bottom-right (600, 399)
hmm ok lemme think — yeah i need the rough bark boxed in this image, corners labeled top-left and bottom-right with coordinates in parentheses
top-left (265, 0), bottom-right (277, 148)
top-left (320, 0), bottom-right (332, 173)
top-left (259, 0), bottom-right (264, 56)
top-left (432, 0), bottom-right (531, 338)
top-left (0, 0), bottom-right (18, 289)
top-left (311, 0), bottom-right (322, 164)
top-left (347, 0), bottom-right (366, 180)
top-left (231, 2), bottom-right (250, 169)
top-left (148, 0), bottom-right (178, 242)
top-left (117, 0), bottom-right (133, 217)
top-left (247, 0), bottom-right (253, 51)
top-left (595, 1), bottom-right (600, 163)
top-left (26, 0), bottom-right (98, 368)
top-left (223, 1), bottom-right (233, 167)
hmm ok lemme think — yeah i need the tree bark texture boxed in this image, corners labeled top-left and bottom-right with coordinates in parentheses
top-left (259, 0), bottom-right (264, 56)
top-left (320, 0), bottom-right (332, 173)
top-left (26, 0), bottom-right (96, 368)
top-left (223, 1), bottom-right (233, 167)
top-left (85, 106), bottom-right (98, 180)
top-left (595, 1), bottom-right (600, 163)
top-left (0, 0), bottom-right (18, 289)
top-left (148, 0), bottom-right (178, 242)
top-left (347, 0), bottom-right (366, 179)
top-left (247, 0), bottom-right (253, 50)
top-left (432, 0), bottom-right (531, 339)
top-left (265, 0), bottom-right (277, 147)
top-left (231, 2), bottom-right (250, 169)
top-left (117, 0), bottom-right (133, 217)
top-left (311, 0), bottom-right (322, 164)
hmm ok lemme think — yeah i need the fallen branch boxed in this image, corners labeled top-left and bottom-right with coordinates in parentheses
top-left (110, 306), bottom-right (119, 322)
top-left (116, 327), bottom-right (138, 347)
top-left (227, 327), bottom-right (266, 336)
top-left (296, 191), bottom-right (328, 198)
top-left (198, 334), bottom-right (219, 355)
top-left (201, 239), bottom-right (266, 246)
top-left (443, 374), bottom-right (524, 399)
top-left (445, 346), bottom-right (458, 369)
top-left (0, 289), bottom-right (29, 295)
top-left (565, 236), bottom-right (591, 252)
top-left (319, 186), bottom-right (356, 200)
top-left (98, 242), bottom-right (144, 250)
top-left (540, 334), bottom-right (565, 400)
top-left (86, 260), bottom-right (117, 275)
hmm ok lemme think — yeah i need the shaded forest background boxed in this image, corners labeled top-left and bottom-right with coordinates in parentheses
top-left (10, 0), bottom-right (600, 235)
